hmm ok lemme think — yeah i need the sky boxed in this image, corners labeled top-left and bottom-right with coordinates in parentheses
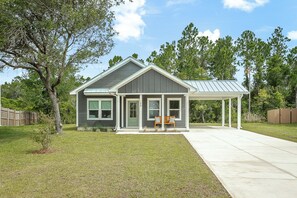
top-left (1, 0), bottom-right (297, 84)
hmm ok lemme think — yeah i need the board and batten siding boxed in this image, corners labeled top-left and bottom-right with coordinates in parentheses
top-left (77, 90), bottom-right (116, 127)
top-left (118, 69), bottom-right (188, 93)
top-left (88, 62), bottom-right (142, 89)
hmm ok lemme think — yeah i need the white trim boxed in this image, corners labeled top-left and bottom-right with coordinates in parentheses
top-left (147, 98), bottom-right (161, 121)
top-left (229, 98), bottom-right (232, 128)
top-left (87, 98), bottom-right (113, 120)
top-left (185, 94), bottom-right (189, 130)
top-left (126, 99), bottom-right (140, 128)
top-left (237, 95), bottom-right (242, 130)
top-left (167, 98), bottom-right (182, 121)
top-left (222, 100), bottom-right (225, 127)
top-left (139, 95), bottom-right (143, 130)
top-left (76, 93), bottom-right (78, 127)
top-left (121, 96), bottom-right (124, 128)
top-left (118, 92), bottom-right (188, 96)
top-left (70, 57), bottom-right (146, 95)
top-left (116, 95), bottom-right (120, 130)
top-left (161, 95), bottom-right (164, 130)
top-left (111, 65), bottom-right (195, 92)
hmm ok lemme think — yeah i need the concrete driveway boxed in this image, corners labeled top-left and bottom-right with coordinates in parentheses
top-left (183, 127), bottom-right (297, 198)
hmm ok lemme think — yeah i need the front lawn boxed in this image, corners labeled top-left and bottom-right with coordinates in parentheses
top-left (242, 122), bottom-right (297, 143)
top-left (0, 125), bottom-right (230, 197)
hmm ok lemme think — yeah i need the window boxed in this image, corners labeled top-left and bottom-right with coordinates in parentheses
top-left (87, 98), bottom-right (113, 120)
top-left (147, 98), bottom-right (161, 120)
top-left (167, 98), bottom-right (181, 120)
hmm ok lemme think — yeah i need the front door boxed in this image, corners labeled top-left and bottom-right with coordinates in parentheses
top-left (127, 100), bottom-right (139, 128)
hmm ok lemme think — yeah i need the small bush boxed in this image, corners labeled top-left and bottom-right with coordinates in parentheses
top-left (243, 113), bottom-right (266, 123)
top-left (32, 113), bottom-right (55, 150)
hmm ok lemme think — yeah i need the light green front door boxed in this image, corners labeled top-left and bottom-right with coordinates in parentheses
top-left (127, 100), bottom-right (139, 127)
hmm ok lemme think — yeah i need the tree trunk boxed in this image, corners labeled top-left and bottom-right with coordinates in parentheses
top-left (295, 87), bottom-right (297, 108)
top-left (48, 88), bottom-right (63, 134)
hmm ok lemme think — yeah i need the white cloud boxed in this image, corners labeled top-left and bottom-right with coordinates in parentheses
top-left (166, 0), bottom-right (196, 6)
top-left (288, 31), bottom-right (297, 40)
top-left (114, 0), bottom-right (146, 42)
top-left (223, 0), bottom-right (269, 12)
top-left (198, 29), bottom-right (220, 42)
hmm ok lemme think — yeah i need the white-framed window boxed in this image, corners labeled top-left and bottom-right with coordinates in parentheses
top-left (147, 98), bottom-right (161, 120)
top-left (167, 98), bottom-right (181, 120)
top-left (87, 98), bottom-right (113, 120)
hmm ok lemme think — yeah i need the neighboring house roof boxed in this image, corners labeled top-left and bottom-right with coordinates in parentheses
top-left (111, 64), bottom-right (196, 92)
top-left (70, 57), bottom-right (146, 95)
top-left (185, 80), bottom-right (249, 99)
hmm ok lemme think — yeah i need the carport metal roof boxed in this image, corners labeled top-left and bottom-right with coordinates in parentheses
top-left (185, 80), bottom-right (249, 100)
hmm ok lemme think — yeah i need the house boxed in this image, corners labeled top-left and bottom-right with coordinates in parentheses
top-left (70, 57), bottom-right (248, 131)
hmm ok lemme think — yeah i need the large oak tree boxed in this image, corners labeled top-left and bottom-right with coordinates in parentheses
top-left (0, 0), bottom-right (121, 133)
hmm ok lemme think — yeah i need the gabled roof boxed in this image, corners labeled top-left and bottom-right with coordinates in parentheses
top-left (70, 57), bottom-right (146, 95)
top-left (185, 80), bottom-right (249, 99)
top-left (111, 64), bottom-right (196, 92)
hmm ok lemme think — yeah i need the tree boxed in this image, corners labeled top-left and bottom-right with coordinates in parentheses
top-left (177, 23), bottom-right (211, 80)
top-left (287, 46), bottom-right (297, 107)
top-left (266, 27), bottom-right (290, 88)
top-left (0, 0), bottom-right (121, 133)
top-left (146, 41), bottom-right (177, 74)
top-left (210, 36), bottom-right (237, 80)
top-left (108, 55), bottom-right (123, 67)
top-left (236, 30), bottom-right (258, 115)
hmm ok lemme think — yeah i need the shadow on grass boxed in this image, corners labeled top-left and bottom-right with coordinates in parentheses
top-left (0, 126), bottom-right (32, 143)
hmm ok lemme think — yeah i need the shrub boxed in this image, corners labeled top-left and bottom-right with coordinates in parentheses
top-left (32, 113), bottom-right (55, 150)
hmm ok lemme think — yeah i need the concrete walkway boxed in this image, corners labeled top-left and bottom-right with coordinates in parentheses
top-left (183, 127), bottom-right (297, 198)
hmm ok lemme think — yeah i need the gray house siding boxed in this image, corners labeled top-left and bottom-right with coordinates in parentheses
top-left (78, 90), bottom-right (116, 127)
top-left (88, 62), bottom-right (142, 89)
top-left (118, 69), bottom-right (188, 93)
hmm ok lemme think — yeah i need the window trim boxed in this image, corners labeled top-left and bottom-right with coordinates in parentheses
top-left (147, 98), bottom-right (161, 121)
top-left (167, 98), bottom-right (182, 121)
top-left (87, 98), bottom-right (113, 120)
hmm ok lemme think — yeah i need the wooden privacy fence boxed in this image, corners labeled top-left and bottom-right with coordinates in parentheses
top-left (267, 108), bottom-right (297, 124)
top-left (0, 107), bottom-right (38, 126)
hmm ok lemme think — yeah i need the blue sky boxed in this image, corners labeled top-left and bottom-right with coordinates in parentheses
top-left (1, 0), bottom-right (297, 84)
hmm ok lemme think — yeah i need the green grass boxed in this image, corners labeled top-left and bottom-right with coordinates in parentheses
top-left (242, 122), bottom-right (297, 143)
top-left (0, 125), bottom-right (230, 197)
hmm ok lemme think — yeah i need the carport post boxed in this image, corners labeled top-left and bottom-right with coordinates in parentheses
top-left (237, 95), bottom-right (243, 130)
top-left (222, 99), bottom-right (225, 127)
top-left (229, 98), bottom-right (232, 127)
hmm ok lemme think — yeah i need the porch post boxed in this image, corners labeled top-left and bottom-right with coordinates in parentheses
top-left (229, 98), bottom-right (232, 128)
top-left (116, 95), bottom-right (120, 130)
top-left (121, 96), bottom-right (124, 128)
top-left (139, 94), bottom-right (143, 130)
top-left (185, 94), bottom-right (189, 130)
top-left (222, 99), bottom-right (225, 127)
top-left (237, 95), bottom-right (242, 130)
top-left (161, 94), bottom-right (165, 130)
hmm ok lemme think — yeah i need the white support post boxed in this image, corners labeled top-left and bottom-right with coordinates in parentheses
top-left (76, 93), bottom-right (78, 127)
top-left (222, 99), bottom-right (225, 127)
top-left (161, 94), bottom-right (165, 130)
top-left (121, 96), bottom-right (124, 128)
top-left (185, 94), bottom-right (189, 130)
top-left (139, 94), bottom-right (143, 130)
top-left (116, 95), bottom-right (120, 130)
top-left (229, 98), bottom-right (232, 128)
top-left (237, 96), bottom-right (241, 130)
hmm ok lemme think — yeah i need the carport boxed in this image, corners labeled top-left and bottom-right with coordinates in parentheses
top-left (185, 80), bottom-right (249, 130)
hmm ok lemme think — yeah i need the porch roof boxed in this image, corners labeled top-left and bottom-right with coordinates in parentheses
top-left (185, 80), bottom-right (249, 100)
